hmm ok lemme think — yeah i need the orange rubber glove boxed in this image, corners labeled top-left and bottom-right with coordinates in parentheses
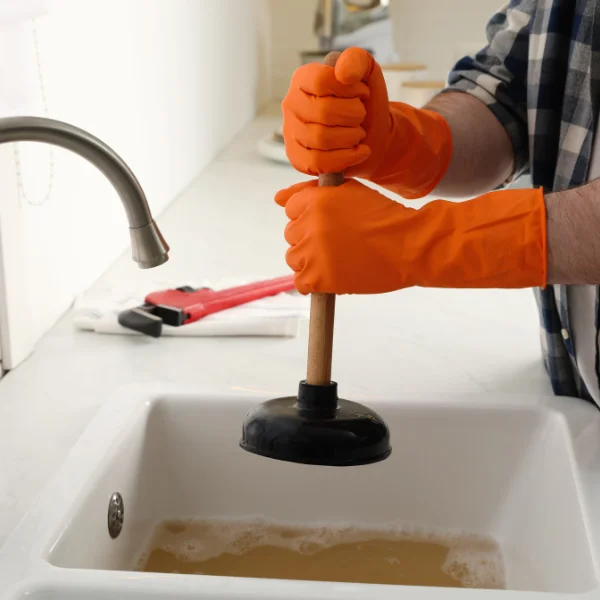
top-left (275, 180), bottom-right (547, 295)
top-left (282, 47), bottom-right (452, 199)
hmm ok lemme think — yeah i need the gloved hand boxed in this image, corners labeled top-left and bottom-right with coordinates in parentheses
top-left (276, 179), bottom-right (547, 295)
top-left (282, 47), bottom-right (452, 199)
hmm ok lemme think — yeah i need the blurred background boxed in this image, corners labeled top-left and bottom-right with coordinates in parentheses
top-left (268, 0), bottom-right (497, 100)
top-left (0, 0), bottom-right (501, 372)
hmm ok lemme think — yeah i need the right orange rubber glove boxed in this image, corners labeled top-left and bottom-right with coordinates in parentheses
top-left (282, 47), bottom-right (452, 199)
top-left (276, 180), bottom-right (547, 295)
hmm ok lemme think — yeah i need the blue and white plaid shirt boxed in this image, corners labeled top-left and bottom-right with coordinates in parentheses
top-left (446, 0), bottom-right (600, 402)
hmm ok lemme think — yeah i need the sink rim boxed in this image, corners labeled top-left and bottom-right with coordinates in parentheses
top-left (1, 382), bottom-right (599, 600)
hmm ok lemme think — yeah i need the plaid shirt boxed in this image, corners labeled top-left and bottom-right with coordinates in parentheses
top-left (446, 0), bottom-right (600, 402)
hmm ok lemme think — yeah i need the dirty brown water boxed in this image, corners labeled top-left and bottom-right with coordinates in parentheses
top-left (137, 519), bottom-right (505, 588)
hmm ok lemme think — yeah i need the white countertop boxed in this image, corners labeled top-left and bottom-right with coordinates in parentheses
top-left (0, 108), bottom-right (552, 549)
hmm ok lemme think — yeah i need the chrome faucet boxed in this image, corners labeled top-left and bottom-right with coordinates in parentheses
top-left (0, 116), bottom-right (169, 268)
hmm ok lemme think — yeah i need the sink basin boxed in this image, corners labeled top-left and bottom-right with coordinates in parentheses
top-left (1, 384), bottom-right (600, 599)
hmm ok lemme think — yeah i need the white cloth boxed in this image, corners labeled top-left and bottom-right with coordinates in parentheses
top-left (73, 278), bottom-right (309, 338)
top-left (569, 127), bottom-right (600, 402)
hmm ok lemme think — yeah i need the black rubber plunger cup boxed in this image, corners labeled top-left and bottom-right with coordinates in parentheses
top-left (239, 51), bottom-right (391, 467)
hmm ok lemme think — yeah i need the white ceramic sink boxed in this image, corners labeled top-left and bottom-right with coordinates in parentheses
top-left (1, 384), bottom-right (600, 599)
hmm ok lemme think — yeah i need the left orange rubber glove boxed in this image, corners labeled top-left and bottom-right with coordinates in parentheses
top-left (276, 180), bottom-right (547, 295)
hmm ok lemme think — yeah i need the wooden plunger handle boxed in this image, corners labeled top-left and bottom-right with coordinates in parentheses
top-left (306, 51), bottom-right (344, 386)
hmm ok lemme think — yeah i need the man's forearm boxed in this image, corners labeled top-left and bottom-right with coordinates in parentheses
top-left (425, 92), bottom-right (515, 198)
top-left (546, 181), bottom-right (600, 284)
top-left (425, 95), bottom-right (600, 284)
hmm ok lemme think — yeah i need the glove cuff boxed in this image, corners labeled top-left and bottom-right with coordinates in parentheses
top-left (370, 103), bottom-right (453, 200)
top-left (411, 187), bottom-right (547, 289)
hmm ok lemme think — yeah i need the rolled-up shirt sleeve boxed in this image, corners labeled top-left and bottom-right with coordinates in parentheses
top-left (444, 0), bottom-right (534, 182)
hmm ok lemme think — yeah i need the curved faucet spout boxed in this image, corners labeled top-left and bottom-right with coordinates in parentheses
top-left (0, 116), bottom-right (169, 269)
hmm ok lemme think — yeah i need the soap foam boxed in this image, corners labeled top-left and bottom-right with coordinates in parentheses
top-left (136, 518), bottom-right (505, 589)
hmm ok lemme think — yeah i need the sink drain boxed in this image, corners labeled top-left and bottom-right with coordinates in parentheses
top-left (108, 492), bottom-right (124, 539)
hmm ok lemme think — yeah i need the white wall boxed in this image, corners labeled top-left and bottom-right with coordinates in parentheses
top-left (268, 0), bottom-right (501, 99)
top-left (268, 0), bottom-right (318, 101)
top-left (390, 0), bottom-right (502, 80)
top-left (0, 0), bottom-right (271, 369)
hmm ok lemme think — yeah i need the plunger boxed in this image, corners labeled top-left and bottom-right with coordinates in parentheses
top-left (239, 52), bottom-right (392, 466)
